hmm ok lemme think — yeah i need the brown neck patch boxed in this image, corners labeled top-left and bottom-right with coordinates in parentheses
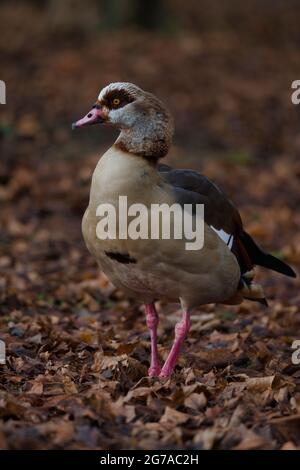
top-left (109, 88), bottom-right (174, 164)
top-left (114, 140), bottom-right (167, 166)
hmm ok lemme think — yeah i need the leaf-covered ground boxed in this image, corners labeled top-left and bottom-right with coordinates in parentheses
top-left (1, 1), bottom-right (300, 450)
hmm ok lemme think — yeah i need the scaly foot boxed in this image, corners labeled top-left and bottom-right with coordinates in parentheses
top-left (148, 365), bottom-right (162, 377)
top-left (158, 366), bottom-right (173, 378)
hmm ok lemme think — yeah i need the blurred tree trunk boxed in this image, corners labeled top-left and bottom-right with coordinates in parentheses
top-left (46, 0), bottom-right (167, 32)
top-left (102, 0), bottom-right (167, 30)
top-left (134, 0), bottom-right (166, 30)
top-left (47, 0), bottom-right (99, 33)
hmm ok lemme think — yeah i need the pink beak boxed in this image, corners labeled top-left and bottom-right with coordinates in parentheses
top-left (72, 106), bottom-right (105, 129)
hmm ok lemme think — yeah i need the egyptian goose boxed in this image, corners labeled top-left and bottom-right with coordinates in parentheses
top-left (73, 82), bottom-right (296, 378)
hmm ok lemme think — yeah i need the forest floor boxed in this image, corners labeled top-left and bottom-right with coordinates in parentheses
top-left (0, 2), bottom-right (300, 449)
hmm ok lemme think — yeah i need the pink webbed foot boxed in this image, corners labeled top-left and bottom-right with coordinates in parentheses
top-left (158, 366), bottom-right (173, 379)
top-left (159, 310), bottom-right (191, 379)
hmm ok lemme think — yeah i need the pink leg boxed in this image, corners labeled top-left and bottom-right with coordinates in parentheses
top-left (145, 303), bottom-right (161, 377)
top-left (159, 310), bottom-right (191, 378)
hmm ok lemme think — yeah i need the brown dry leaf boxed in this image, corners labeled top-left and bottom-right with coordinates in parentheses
top-left (233, 433), bottom-right (271, 450)
top-left (17, 114), bottom-right (40, 137)
top-left (193, 428), bottom-right (219, 450)
top-left (190, 348), bottom-right (235, 368)
top-left (245, 375), bottom-right (278, 393)
top-left (62, 376), bottom-right (78, 394)
top-left (124, 387), bottom-right (153, 403)
top-left (160, 406), bottom-right (190, 426)
top-left (116, 342), bottom-right (138, 355)
top-left (78, 330), bottom-right (95, 345)
top-left (281, 441), bottom-right (298, 450)
top-left (109, 398), bottom-right (136, 423)
top-left (53, 420), bottom-right (75, 445)
top-left (0, 429), bottom-right (8, 449)
top-left (29, 381), bottom-right (44, 395)
top-left (91, 350), bottom-right (103, 373)
top-left (27, 375), bottom-right (45, 395)
top-left (0, 394), bottom-right (30, 421)
top-left (184, 392), bottom-right (207, 411)
top-left (270, 415), bottom-right (300, 444)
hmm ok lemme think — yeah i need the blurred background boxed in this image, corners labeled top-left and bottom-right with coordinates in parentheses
top-left (1, 0), bottom-right (300, 450)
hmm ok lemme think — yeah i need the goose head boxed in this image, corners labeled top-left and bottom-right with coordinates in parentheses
top-left (73, 82), bottom-right (174, 161)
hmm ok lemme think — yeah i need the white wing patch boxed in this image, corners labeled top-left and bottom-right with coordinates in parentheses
top-left (211, 226), bottom-right (234, 250)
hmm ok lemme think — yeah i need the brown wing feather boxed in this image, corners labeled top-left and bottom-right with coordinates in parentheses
top-left (158, 164), bottom-right (296, 278)
top-left (158, 164), bottom-right (250, 272)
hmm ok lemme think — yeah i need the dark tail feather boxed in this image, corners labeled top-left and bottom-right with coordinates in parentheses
top-left (241, 231), bottom-right (296, 278)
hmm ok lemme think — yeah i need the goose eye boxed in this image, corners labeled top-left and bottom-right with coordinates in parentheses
top-left (113, 98), bottom-right (120, 106)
